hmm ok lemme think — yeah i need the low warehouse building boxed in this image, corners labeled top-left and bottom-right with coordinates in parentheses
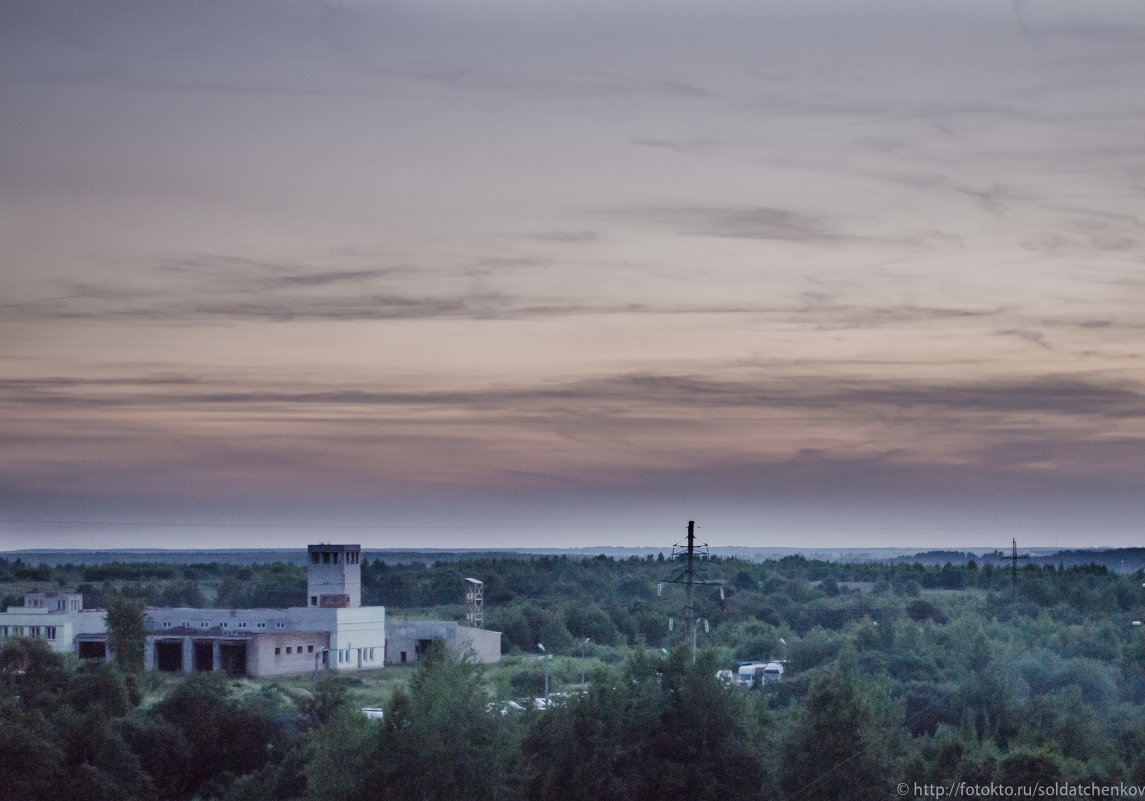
top-left (386, 619), bottom-right (502, 665)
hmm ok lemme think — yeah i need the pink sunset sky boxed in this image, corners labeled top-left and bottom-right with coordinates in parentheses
top-left (2, 0), bottom-right (1144, 549)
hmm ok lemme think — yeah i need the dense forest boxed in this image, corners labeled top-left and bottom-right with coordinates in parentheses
top-left (3, 553), bottom-right (1145, 800)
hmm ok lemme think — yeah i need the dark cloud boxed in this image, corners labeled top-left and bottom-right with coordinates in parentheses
top-left (614, 204), bottom-right (951, 250)
top-left (413, 67), bottom-right (716, 102)
top-left (794, 298), bottom-right (1004, 330)
top-left (518, 230), bottom-right (600, 244)
top-left (153, 253), bottom-right (410, 289)
top-left (268, 268), bottom-right (403, 287)
top-left (4, 371), bottom-right (1142, 423)
top-left (631, 204), bottom-right (845, 243)
top-left (6, 288), bottom-right (1010, 328)
top-left (996, 329), bottom-right (1051, 350)
top-left (628, 137), bottom-right (721, 154)
top-left (6, 293), bottom-right (781, 324)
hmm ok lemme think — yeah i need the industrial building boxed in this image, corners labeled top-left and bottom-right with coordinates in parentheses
top-left (0, 544), bottom-right (500, 676)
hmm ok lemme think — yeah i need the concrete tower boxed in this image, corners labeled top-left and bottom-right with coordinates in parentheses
top-left (307, 544), bottom-right (362, 608)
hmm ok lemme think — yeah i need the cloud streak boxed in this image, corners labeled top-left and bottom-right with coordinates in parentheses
top-left (4, 370), bottom-right (1142, 423)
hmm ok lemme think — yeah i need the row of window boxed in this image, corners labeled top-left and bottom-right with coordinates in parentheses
top-left (270, 645), bottom-right (378, 660)
top-left (310, 550), bottom-right (360, 565)
top-left (335, 647), bottom-right (379, 663)
top-left (159, 620), bottom-right (286, 629)
top-left (0, 625), bottom-right (57, 640)
top-left (275, 644), bottom-right (316, 656)
top-left (25, 598), bottom-right (81, 611)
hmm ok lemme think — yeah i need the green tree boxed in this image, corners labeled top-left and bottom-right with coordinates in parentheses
top-left (371, 640), bottom-right (518, 801)
top-left (152, 672), bottom-right (281, 800)
top-left (0, 718), bottom-right (66, 801)
top-left (305, 707), bottom-right (375, 801)
top-left (779, 661), bottom-right (905, 801)
top-left (640, 651), bottom-right (763, 801)
top-left (522, 650), bottom-right (762, 801)
top-left (106, 596), bottom-right (146, 673)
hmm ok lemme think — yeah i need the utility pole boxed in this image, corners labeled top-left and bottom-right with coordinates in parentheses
top-left (661, 521), bottom-right (723, 663)
top-left (684, 521), bottom-right (696, 652)
top-left (1012, 538), bottom-right (1018, 590)
top-left (537, 643), bottom-right (549, 699)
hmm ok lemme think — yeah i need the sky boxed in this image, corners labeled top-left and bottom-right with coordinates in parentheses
top-left (2, 0), bottom-right (1145, 550)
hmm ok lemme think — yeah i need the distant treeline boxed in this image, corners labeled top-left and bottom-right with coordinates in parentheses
top-left (8, 545), bottom-right (1145, 570)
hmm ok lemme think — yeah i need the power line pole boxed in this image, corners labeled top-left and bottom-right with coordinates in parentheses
top-left (1012, 538), bottom-right (1018, 590)
top-left (684, 521), bottom-right (696, 650)
top-left (661, 521), bottom-right (722, 663)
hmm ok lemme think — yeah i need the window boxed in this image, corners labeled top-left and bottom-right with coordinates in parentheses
top-left (275, 647), bottom-right (281, 656)
top-left (45, 627), bottom-right (56, 640)
top-left (308, 645), bottom-right (314, 653)
top-left (323, 552), bottom-right (330, 564)
top-left (162, 621), bottom-right (172, 628)
top-left (311, 596), bottom-right (318, 606)
top-left (333, 552), bottom-right (339, 564)
top-left (29, 626), bottom-right (40, 638)
top-left (286, 647), bottom-right (292, 654)
top-left (311, 553), bottom-right (319, 564)
top-left (277, 622), bottom-right (285, 629)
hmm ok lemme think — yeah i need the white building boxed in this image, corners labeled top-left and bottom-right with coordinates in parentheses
top-left (307, 543), bottom-right (362, 608)
top-left (0, 592), bottom-right (107, 656)
top-left (0, 544), bottom-right (500, 676)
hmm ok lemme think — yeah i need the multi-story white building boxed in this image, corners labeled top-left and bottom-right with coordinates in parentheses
top-left (0, 591), bottom-right (108, 656)
top-left (0, 544), bottom-right (500, 676)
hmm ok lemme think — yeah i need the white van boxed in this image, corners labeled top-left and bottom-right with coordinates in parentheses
top-left (736, 661), bottom-right (766, 688)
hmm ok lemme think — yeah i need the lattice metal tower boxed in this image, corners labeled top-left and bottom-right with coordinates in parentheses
top-left (465, 577), bottom-right (484, 629)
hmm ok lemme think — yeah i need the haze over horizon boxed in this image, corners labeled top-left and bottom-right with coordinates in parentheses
top-left (3, 1), bottom-right (1145, 551)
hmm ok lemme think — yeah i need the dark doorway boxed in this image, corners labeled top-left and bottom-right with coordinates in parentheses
top-left (194, 641), bottom-right (213, 671)
top-left (415, 639), bottom-right (433, 660)
top-left (77, 641), bottom-right (106, 660)
top-left (218, 642), bottom-right (247, 676)
top-left (156, 640), bottom-right (183, 671)
top-left (400, 651), bottom-right (407, 663)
